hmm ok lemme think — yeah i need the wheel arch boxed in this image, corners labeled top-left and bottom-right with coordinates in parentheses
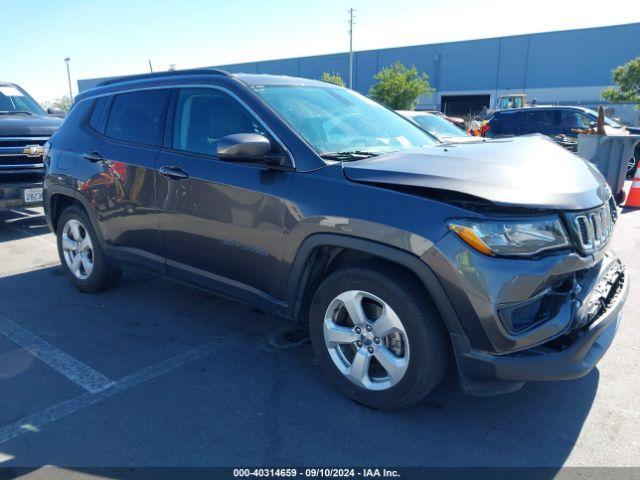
top-left (285, 233), bottom-right (465, 338)
top-left (46, 185), bottom-right (105, 246)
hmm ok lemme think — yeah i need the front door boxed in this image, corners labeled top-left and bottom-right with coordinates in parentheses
top-left (155, 87), bottom-right (292, 305)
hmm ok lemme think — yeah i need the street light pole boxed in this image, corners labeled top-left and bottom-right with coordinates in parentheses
top-left (64, 57), bottom-right (73, 101)
top-left (348, 8), bottom-right (355, 89)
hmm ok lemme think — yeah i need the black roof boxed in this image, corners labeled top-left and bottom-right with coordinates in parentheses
top-left (75, 69), bottom-right (336, 105)
top-left (94, 69), bottom-right (331, 88)
top-left (96, 68), bottom-right (229, 87)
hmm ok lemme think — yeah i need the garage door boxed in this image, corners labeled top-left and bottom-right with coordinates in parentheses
top-left (441, 95), bottom-right (491, 117)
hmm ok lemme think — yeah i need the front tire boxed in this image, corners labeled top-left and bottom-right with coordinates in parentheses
top-left (308, 264), bottom-right (448, 409)
top-left (56, 205), bottom-right (121, 292)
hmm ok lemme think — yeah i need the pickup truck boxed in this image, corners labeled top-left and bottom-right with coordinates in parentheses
top-left (0, 82), bottom-right (63, 212)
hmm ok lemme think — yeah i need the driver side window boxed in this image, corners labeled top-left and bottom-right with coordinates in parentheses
top-left (172, 88), bottom-right (270, 157)
top-left (560, 111), bottom-right (591, 130)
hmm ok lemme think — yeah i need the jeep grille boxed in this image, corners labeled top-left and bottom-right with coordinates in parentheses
top-left (566, 200), bottom-right (616, 254)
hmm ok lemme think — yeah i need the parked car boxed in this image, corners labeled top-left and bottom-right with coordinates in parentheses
top-left (485, 106), bottom-right (640, 177)
top-left (419, 109), bottom-right (466, 129)
top-left (0, 81), bottom-right (64, 211)
top-left (396, 110), bottom-right (473, 143)
top-left (44, 70), bottom-right (628, 409)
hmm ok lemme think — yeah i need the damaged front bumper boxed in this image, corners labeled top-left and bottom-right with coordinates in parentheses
top-left (451, 253), bottom-right (628, 395)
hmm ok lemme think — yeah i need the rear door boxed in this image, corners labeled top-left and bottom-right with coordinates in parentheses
top-left (155, 86), bottom-right (292, 304)
top-left (80, 88), bottom-right (171, 271)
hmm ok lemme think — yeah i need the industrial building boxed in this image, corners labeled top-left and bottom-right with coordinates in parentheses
top-left (79, 22), bottom-right (640, 125)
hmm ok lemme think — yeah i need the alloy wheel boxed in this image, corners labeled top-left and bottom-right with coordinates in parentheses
top-left (323, 290), bottom-right (410, 391)
top-left (61, 219), bottom-right (94, 280)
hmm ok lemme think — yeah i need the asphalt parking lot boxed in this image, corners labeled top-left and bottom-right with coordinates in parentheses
top-left (0, 205), bottom-right (638, 475)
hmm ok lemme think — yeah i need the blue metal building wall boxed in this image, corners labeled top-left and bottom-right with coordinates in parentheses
top-left (78, 22), bottom-right (640, 98)
top-left (209, 23), bottom-right (640, 96)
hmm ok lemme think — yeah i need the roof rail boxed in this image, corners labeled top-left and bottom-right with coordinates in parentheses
top-left (96, 68), bottom-right (229, 87)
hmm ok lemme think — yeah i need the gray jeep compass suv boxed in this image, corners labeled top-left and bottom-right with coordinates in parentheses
top-left (44, 70), bottom-right (628, 409)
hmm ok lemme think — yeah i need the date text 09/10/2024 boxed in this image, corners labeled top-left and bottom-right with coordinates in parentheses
top-left (232, 468), bottom-right (400, 478)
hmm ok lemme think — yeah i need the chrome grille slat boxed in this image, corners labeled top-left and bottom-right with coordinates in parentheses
top-left (0, 138), bottom-right (46, 170)
top-left (567, 201), bottom-right (615, 254)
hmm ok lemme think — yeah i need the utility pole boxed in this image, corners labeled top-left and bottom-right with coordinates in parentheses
top-left (348, 8), bottom-right (355, 89)
top-left (64, 57), bottom-right (72, 101)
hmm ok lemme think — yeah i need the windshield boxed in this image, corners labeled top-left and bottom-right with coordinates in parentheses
top-left (409, 114), bottom-right (468, 140)
top-left (0, 85), bottom-right (45, 115)
top-left (582, 107), bottom-right (622, 127)
top-left (253, 85), bottom-right (438, 156)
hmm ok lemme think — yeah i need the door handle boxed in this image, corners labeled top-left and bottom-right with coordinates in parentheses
top-left (83, 151), bottom-right (103, 162)
top-left (159, 166), bottom-right (190, 180)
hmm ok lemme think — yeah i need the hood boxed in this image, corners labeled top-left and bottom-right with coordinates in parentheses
top-left (437, 136), bottom-right (482, 144)
top-left (343, 134), bottom-right (610, 210)
top-left (0, 114), bottom-right (63, 137)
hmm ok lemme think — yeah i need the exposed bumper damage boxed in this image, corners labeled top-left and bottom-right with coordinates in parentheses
top-left (451, 253), bottom-right (628, 396)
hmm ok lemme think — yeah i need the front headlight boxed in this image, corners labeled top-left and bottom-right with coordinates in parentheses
top-left (448, 217), bottom-right (570, 257)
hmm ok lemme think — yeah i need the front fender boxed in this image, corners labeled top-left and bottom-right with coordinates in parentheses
top-left (284, 232), bottom-right (465, 339)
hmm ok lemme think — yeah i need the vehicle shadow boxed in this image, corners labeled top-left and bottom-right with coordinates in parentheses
top-left (0, 266), bottom-right (598, 474)
top-left (0, 209), bottom-right (50, 243)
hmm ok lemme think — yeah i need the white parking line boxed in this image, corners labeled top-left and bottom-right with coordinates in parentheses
top-left (0, 313), bottom-right (114, 393)
top-left (0, 340), bottom-right (220, 445)
top-left (0, 213), bottom-right (56, 247)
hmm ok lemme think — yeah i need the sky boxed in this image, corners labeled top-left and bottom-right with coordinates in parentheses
top-left (2, 0), bottom-right (639, 104)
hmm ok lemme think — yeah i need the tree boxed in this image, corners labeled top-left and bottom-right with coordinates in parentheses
top-left (602, 57), bottom-right (640, 108)
top-left (320, 71), bottom-right (345, 87)
top-left (368, 62), bottom-right (433, 110)
top-left (41, 95), bottom-right (72, 113)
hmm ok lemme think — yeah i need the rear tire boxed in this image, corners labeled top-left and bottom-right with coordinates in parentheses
top-left (56, 205), bottom-right (121, 292)
top-left (308, 263), bottom-right (448, 409)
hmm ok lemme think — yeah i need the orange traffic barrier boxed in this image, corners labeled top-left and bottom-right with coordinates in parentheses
top-left (625, 168), bottom-right (640, 208)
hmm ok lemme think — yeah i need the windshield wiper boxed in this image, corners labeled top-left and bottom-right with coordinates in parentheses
top-left (320, 150), bottom-right (381, 161)
top-left (0, 110), bottom-right (35, 116)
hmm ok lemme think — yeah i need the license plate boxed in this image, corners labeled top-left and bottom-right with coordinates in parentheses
top-left (24, 188), bottom-right (43, 203)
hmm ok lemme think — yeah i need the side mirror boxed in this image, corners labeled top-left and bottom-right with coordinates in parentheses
top-left (47, 107), bottom-right (66, 118)
top-left (217, 133), bottom-right (292, 170)
top-left (217, 133), bottom-right (271, 159)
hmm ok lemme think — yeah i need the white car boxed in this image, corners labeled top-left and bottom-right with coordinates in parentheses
top-left (397, 110), bottom-right (476, 143)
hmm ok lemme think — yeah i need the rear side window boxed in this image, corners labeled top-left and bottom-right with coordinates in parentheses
top-left (105, 89), bottom-right (170, 146)
top-left (526, 110), bottom-right (557, 128)
top-left (489, 112), bottom-right (522, 136)
top-left (87, 97), bottom-right (109, 132)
